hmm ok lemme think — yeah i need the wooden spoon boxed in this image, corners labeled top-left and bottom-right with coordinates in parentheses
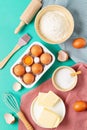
top-left (71, 71), bottom-right (81, 76)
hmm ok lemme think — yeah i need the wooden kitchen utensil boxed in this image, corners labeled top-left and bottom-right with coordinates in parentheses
top-left (0, 34), bottom-right (30, 69)
top-left (14, 0), bottom-right (42, 34)
top-left (71, 71), bottom-right (81, 76)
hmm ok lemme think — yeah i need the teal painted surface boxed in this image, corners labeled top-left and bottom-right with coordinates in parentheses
top-left (0, 0), bottom-right (75, 130)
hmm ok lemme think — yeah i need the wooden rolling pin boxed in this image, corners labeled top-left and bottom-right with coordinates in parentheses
top-left (14, 0), bottom-right (42, 34)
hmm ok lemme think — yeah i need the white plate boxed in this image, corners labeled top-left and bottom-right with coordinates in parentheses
top-left (30, 96), bottom-right (66, 128)
top-left (10, 41), bottom-right (55, 88)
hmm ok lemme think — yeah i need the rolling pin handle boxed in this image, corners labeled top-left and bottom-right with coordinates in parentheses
top-left (14, 21), bottom-right (25, 34)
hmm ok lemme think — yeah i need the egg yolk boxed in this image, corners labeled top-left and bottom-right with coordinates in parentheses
top-left (22, 55), bottom-right (33, 66)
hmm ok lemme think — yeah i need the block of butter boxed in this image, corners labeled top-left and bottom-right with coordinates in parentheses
top-left (37, 92), bottom-right (46, 104)
top-left (37, 91), bottom-right (59, 107)
top-left (37, 108), bottom-right (60, 128)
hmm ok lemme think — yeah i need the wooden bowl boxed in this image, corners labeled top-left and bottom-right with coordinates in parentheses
top-left (35, 5), bottom-right (74, 44)
top-left (52, 66), bottom-right (77, 92)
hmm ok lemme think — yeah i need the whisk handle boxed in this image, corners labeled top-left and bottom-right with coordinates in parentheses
top-left (17, 111), bottom-right (34, 130)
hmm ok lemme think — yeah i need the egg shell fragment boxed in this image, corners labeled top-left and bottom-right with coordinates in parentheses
top-left (57, 50), bottom-right (69, 62)
top-left (4, 113), bottom-right (15, 124)
top-left (13, 82), bottom-right (22, 91)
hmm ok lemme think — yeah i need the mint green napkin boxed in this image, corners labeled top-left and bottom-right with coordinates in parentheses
top-left (42, 0), bottom-right (87, 63)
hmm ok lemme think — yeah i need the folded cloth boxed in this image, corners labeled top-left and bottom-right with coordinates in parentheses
top-left (19, 63), bottom-right (87, 130)
top-left (42, 0), bottom-right (87, 63)
top-left (42, 0), bottom-right (69, 8)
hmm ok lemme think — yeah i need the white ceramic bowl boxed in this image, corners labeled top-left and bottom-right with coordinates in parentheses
top-left (35, 5), bottom-right (74, 44)
top-left (52, 66), bottom-right (77, 92)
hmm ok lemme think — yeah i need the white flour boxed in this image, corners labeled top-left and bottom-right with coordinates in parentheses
top-left (55, 68), bottom-right (76, 89)
top-left (40, 11), bottom-right (69, 42)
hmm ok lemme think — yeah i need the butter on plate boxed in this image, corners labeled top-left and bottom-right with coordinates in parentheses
top-left (30, 91), bottom-right (66, 128)
top-left (37, 91), bottom-right (60, 107)
top-left (37, 108), bottom-right (60, 128)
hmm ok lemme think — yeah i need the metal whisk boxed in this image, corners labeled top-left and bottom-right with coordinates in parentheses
top-left (3, 93), bottom-right (34, 130)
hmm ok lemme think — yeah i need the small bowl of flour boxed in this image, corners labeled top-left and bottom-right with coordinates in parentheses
top-left (35, 5), bottom-right (74, 44)
top-left (52, 66), bottom-right (78, 92)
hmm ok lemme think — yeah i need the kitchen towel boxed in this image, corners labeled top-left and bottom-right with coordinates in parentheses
top-left (19, 63), bottom-right (87, 130)
top-left (42, 0), bottom-right (87, 63)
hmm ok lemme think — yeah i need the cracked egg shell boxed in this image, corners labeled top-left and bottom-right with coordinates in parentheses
top-left (30, 45), bottom-right (43, 57)
top-left (4, 113), bottom-right (15, 124)
top-left (13, 64), bottom-right (25, 77)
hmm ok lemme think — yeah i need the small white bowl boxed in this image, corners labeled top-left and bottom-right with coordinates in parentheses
top-left (52, 66), bottom-right (77, 92)
top-left (35, 5), bottom-right (74, 44)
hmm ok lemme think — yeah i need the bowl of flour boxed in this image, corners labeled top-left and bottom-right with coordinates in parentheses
top-left (52, 66), bottom-right (77, 92)
top-left (35, 5), bottom-right (74, 44)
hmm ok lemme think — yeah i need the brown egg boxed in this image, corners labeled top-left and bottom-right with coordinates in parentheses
top-left (73, 101), bottom-right (87, 112)
top-left (13, 64), bottom-right (25, 77)
top-left (30, 45), bottom-right (43, 57)
top-left (40, 53), bottom-right (52, 65)
top-left (31, 63), bottom-right (43, 74)
top-left (72, 38), bottom-right (86, 49)
top-left (22, 73), bottom-right (35, 84)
